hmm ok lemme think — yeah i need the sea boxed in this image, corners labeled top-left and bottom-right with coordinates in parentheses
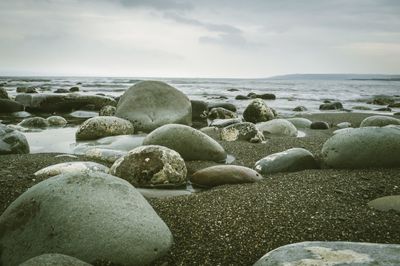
top-left (1, 76), bottom-right (399, 153)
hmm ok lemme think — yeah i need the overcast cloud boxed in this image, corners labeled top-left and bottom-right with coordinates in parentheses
top-left (0, 0), bottom-right (399, 77)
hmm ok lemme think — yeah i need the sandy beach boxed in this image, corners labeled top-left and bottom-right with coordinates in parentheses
top-left (1, 112), bottom-right (399, 265)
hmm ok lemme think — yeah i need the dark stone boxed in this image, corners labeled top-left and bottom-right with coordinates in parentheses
top-left (0, 99), bottom-right (24, 113)
top-left (388, 102), bottom-right (400, 108)
top-left (16, 87), bottom-right (38, 93)
top-left (54, 88), bottom-right (70, 93)
top-left (191, 100), bottom-right (208, 121)
top-left (0, 87), bottom-right (9, 99)
top-left (323, 100), bottom-right (331, 103)
top-left (207, 102), bottom-right (237, 112)
top-left (227, 88), bottom-right (239, 92)
top-left (15, 93), bottom-right (116, 112)
top-left (375, 107), bottom-right (392, 112)
top-left (70, 86), bottom-right (80, 92)
top-left (310, 121), bottom-right (330, 129)
top-left (243, 98), bottom-right (274, 123)
top-left (0, 123), bottom-right (30, 154)
top-left (207, 107), bottom-right (237, 120)
top-left (235, 95), bottom-right (250, 100)
top-left (370, 95), bottom-right (395, 105)
top-left (319, 101), bottom-right (343, 110)
top-left (293, 106), bottom-right (307, 112)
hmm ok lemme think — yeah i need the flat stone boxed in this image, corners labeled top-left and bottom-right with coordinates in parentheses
top-left (85, 148), bottom-right (127, 163)
top-left (253, 241), bottom-right (400, 266)
top-left (254, 148), bottom-right (317, 175)
top-left (191, 165), bottom-right (262, 187)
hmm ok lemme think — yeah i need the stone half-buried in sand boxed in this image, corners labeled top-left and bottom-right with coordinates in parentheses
top-left (191, 165), bottom-right (263, 187)
top-left (19, 254), bottom-right (91, 266)
top-left (110, 145), bottom-right (187, 188)
top-left (321, 127), bottom-right (400, 169)
top-left (253, 241), bottom-right (400, 266)
top-left (143, 124), bottom-right (227, 162)
top-left (0, 171), bottom-right (173, 266)
top-left (254, 148), bottom-right (317, 175)
top-left (115, 80), bottom-right (192, 132)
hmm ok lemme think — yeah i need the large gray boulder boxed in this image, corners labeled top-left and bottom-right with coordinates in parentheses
top-left (254, 241), bottom-right (400, 266)
top-left (143, 124), bottom-right (227, 162)
top-left (110, 145), bottom-right (187, 187)
top-left (360, 115), bottom-right (400, 127)
top-left (256, 119), bottom-right (298, 137)
top-left (115, 81), bottom-right (192, 132)
top-left (18, 117), bottom-right (49, 128)
top-left (243, 98), bottom-right (275, 123)
top-left (19, 254), bottom-right (91, 266)
top-left (76, 116), bottom-right (134, 140)
top-left (0, 172), bottom-right (173, 266)
top-left (0, 123), bottom-right (30, 154)
top-left (254, 148), bottom-right (317, 175)
top-left (321, 127), bottom-right (400, 168)
top-left (15, 93), bottom-right (116, 112)
top-left (191, 165), bottom-right (262, 187)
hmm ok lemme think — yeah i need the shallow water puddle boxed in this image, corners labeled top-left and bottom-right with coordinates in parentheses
top-left (24, 127), bottom-right (78, 153)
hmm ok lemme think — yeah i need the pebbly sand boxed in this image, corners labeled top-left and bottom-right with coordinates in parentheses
top-left (0, 112), bottom-right (399, 265)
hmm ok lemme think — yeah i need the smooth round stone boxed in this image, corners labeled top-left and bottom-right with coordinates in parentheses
top-left (0, 123), bottom-right (30, 154)
top-left (191, 165), bottom-right (262, 187)
top-left (207, 102), bottom-right (237, 112)
top-left (286, 118), bottom-right (312, 129)
top-left (110, 145), bottom-right (187, 187)
top-left (368, 195), bottom-right (400, 212)
top-left (34, 161), bottom-right (109, 178)
top-left (310, 121), bottom-right (330, 129)
top-left (235, 95), bottom-right (250, 100)
top-left (336, 122), bottom-right (352, 128)
top-left (321, 127), bottom-right (400, 168)
top-left (210, 118), bottom-right (242, 128)
top-left (18, 117), bottom-right (49, 128)
top-left (85, 148), bottom-right (127, 163)
top-left (70, 86), bottom-right (80, 92)
top-left (19, 254), bottom-right (91, 266)
top-left (99, 105), bottom-right (116, 116)
top-left (143, 124), bottom-right (227, 162)
top-left (47, 116), bottom-right (67, 127)
top-left (11, 111), bottom-right (31, 118)
top-left (208, 107), bottom-right (237, 120)
top-left (333, 128), bottom-right (354, 135)
top-left (253, 241), bottom-right (400, 266)
top-left (360, 115), bottom-right (400, 127)
top-left (256, 119), bottom-right (298, 137)
top-left (0, 172), bottom-right (173, 265)
top-left (0, 99), bottom-right (24, 113)
top-left (220, 122), bottom-right (264, 142)
top-left (76, 116), bottom-right (134, 140)
top-left (319, 101), bottom-right (343, 110)
top-left (69, 110), bottom-right (98, 118)
top-left (243, 98), bottom-right (275, 123)
top-left (292, 106), bottom-right (307, 112)
top-left (254, 148), bottom-right (317, 175)
top-left (115, 81), bottom-right (192, 132)
top-left (200, 126), bottom-right (221, 140)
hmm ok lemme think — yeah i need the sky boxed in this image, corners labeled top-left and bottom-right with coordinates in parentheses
top-left (0, 0), bottom-right (399, 78)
